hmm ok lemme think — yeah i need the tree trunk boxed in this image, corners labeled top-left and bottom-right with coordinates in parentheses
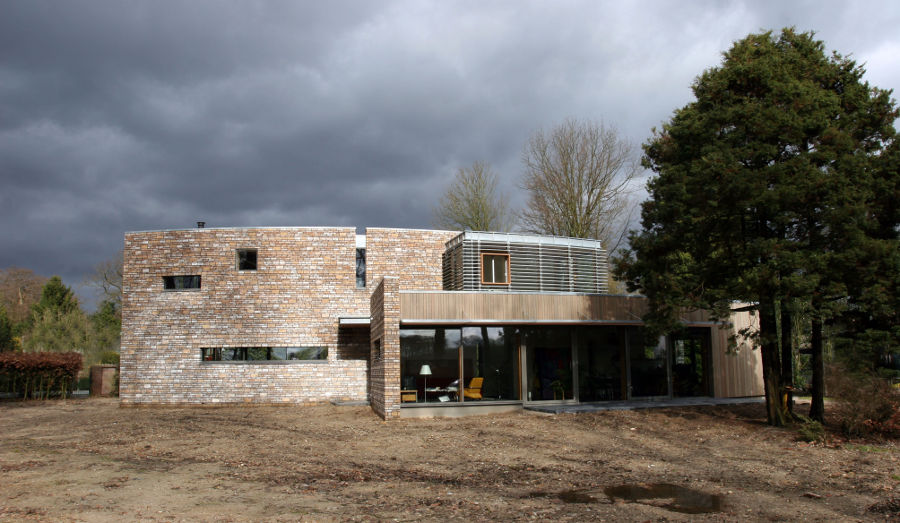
top-left (809, 317), bottom-right (825, 423)
top-left (780, 302), bottom-right (794, 415)
top-left (759, 299), bottom-right (787, 426)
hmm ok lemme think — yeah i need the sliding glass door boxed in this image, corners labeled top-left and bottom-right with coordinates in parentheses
top-left (523, 327), bottom-right (574, 402)
top-left (578, 327), bottom-right (624, 401)
top-left (626, 327), bottom-right (669, 398)
top-left (400, 326), bottom-right (519, 404)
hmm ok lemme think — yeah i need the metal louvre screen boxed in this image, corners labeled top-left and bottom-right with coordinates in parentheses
top-left (441, 232), bottom-right (608, 293)
top-left (442, 244), bottom-right (464, 290)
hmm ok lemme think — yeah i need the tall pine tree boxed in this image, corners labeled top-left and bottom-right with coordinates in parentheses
top-left (617, 29), bottom-right (898, 426)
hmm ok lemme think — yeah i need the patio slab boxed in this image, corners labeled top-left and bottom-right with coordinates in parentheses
top-left (524, 396), bottom-right (764, 414)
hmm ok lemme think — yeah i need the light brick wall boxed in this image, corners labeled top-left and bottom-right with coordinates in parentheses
top-left (369, 277), bottom-right (401, 419)
top-left (365, 228), bottom-right (456, 291)
top-left (120, 226), bottom-right (456, 407)
top-left (121, 227), bottom-right (370, 405)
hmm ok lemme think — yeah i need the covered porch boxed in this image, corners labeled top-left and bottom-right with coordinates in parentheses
top-left (367, 282), bottom-right (763, 419)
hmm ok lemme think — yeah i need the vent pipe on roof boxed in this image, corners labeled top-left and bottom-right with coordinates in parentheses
top-left (197, 221), bottom-right (205, 228)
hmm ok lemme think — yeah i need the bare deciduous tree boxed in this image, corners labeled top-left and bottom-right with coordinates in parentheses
top-left (433, 161), bottom-right (513, 231)
top-left (0, 267), bottom-right (47, 325)
top-left (520, 118), bottom-right (638, 252)
top-left (85, 251), bottom-right (123, 315)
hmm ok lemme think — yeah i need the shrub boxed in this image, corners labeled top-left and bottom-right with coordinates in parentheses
top-left (795, 415), bottom-right (826, 443)
top-left (0, 352), bottom-right (82, 399)
top-left (826, 364), bottom-right (899, 438)
top-left (99, 351), bottom-right (120, 365)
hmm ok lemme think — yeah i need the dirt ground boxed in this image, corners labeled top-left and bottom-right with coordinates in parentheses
top-left (1, 399), bottom-right (898, 522)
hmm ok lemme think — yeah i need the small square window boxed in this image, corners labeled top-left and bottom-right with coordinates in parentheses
top-left (237, 248), bottom-right (257, 271)
top-left (481, 253), bottom-right (510, 285)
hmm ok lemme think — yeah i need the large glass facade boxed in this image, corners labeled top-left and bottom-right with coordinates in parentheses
top-left (671, 328), bottom-right (711, 397)
top-left (399, 325), bottom-right (711, 406)
top-left (524, 327), bottom-right (573, 401)
top-left (400, 329), bottom-right (461, 403)
top-left (578, 327), bottom-right (624, 401)
top-left (400, 327), bottom-right (519, 404)
top-left (627, 327), bottom-right (669, 397)
top-left (461, 327), bottom-right (518, 401)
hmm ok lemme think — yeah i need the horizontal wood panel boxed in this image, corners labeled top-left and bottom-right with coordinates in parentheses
top-left (400, 292), bottom-right (649, 322)
top-left (400, 292), bottom-right (764, 398)
top-left (400, 292), bottom-right (729, 324)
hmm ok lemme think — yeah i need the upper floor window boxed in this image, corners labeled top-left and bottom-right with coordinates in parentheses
top-left (482, 253), bottom-right (509, 285)
top-left (237, 248), bottom-right (257, 271)
top-left (163, 275), bottom-right (201, 290)
top-left (356, 248), bottom-right (366, 288)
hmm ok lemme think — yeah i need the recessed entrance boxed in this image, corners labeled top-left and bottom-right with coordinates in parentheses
top-left (671, 328), bottom-right (712, 397)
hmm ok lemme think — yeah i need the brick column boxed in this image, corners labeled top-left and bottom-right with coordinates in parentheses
top-left (369, 277), bottom-right (400, 419)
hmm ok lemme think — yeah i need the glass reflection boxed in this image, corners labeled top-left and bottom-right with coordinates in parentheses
top-left (400, 328), bottom-right (461, 403)
top-left (524, 327), bottom-right (573, 401)
top-left (579, 327), bottom-right (624, 401)
top-left (461, 327), bottom-right (519, 401)
top-left (628, 327), bottom-right (668, 397)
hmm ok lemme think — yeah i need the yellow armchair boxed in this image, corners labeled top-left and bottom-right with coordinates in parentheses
top-left (463, 377), bottom-right (483, 400)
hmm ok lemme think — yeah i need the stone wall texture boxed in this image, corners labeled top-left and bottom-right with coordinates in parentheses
top-left (120, 226), bottom-right (456, 406)
top-left (369, 277), bottom-right (401, 419)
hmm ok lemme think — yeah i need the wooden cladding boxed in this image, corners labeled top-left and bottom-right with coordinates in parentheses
top-left (399, 292), bottom-right (765, 399)
top-left (400, 292), bottom-right (648, 323)
top-left (711, 309), bottom-right (765, 398)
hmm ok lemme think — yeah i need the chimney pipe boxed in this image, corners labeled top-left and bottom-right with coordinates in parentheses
top-left (197, 221), bottom-right (205, 228)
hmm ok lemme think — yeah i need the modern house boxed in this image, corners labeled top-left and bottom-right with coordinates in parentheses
top-left (120, 226), bottom-right (763, 418)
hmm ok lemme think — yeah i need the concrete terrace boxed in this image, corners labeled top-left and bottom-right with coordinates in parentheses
top-left (524, 396), bottom-right (765, 414)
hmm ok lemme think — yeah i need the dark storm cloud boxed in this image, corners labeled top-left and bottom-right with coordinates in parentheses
top-left (1, 0), bottom-right (898, 307)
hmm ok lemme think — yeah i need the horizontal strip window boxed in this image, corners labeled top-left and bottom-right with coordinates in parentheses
top-left (163, 275), bottom-right (201, 290)
top-left (201, 346), bottom-right (328, 362)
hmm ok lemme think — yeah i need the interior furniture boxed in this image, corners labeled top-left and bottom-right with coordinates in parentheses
top-left (463, 377), bottom-right (483, 400)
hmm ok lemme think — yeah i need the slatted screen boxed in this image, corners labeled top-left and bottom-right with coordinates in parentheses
top-left (442, 232), bottom-right (608, 293)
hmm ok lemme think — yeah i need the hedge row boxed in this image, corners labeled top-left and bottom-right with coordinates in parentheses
top-left (0, 352), bottom-right (82, 399)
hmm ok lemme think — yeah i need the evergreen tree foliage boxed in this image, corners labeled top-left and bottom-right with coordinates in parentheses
top-left (91, 299), bottom-right (121, 353)
top-left (0, 305), bottom-right (14, 351)
top-left (616, 29), bottom-right (898, 426)
top-left (31, 276), bottom-right (79, 318)
top-left (25, 308), bottom-right (93, 355)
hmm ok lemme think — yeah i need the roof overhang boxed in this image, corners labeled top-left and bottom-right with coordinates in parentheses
top-left (338, 316), bottom-right (370, 327)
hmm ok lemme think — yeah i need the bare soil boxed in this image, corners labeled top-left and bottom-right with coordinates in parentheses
top-left (1, 398), bottom-right (898, 522)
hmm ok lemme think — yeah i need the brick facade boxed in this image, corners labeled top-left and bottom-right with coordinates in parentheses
top-left (369, 277), bottom-right (401, 418)
top-left (365, 228), bottom-right (450, 291)
top-left (120, 226), bottom-right (455, 410)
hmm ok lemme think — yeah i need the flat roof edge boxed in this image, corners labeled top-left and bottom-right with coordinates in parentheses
top-left (446, 230), bottom-right (605, 250)
top-left (125, 226), bottom-right (359, 235)
top-left (400, 290), bottom-right (644, 298)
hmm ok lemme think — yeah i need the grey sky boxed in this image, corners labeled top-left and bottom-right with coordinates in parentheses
top-left (1, 0), bottom-right (898, 307)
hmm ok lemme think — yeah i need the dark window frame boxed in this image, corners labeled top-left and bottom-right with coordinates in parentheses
top-left (356, 248), bottom-right (366, 288)
top-left (163, 275), bottom-right (202, 291)
top-left (201, 346), bottom-right (328, 363)
top-left (236, 248), bottom-right (258, 271)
